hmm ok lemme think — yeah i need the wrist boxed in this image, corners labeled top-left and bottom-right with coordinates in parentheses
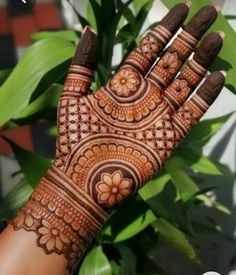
top-left (12, 165), bottom-right (109, 272)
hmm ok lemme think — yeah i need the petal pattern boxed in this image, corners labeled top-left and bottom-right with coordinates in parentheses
top-left (96, 170), bottom-right (133, 207)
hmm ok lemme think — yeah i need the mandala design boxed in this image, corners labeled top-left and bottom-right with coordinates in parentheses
top-left (96, 170), bottom-right (132, 207)
top-left (110, 68), bottom-right (141, 97)
top-left (91, 83), bottom-right (167, 128)
top-left (65, 136), bottom-right (160, 196)
top-left (11, 6), bottom-right (222, 274)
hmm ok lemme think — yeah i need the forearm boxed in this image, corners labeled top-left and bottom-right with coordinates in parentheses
top-left (0, 166), bottom-right (109, 275)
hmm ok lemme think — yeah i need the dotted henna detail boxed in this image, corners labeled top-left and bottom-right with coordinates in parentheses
top-left (89, 83), bottom-right (170, 130)
top-left (62, 65), bottom-right (94, 97)
top-left (170, 30), bottom-right (198, 61)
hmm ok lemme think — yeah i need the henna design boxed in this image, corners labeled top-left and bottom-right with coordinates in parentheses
top-left (13, 166), bottom-right (108, 272)
top-left (148, 5), bottom-right (218, 89)
top-left (12, 5), bottom-right (225, 274)
top-left (96, 170), bottom-right (133, 208)
top-left (163, 32), bottom-right (223, 110)
top-left (149, 52), bottom-right (182, 87)
top-left (110, 68), bottom-right (141, 97)
top-left (122, 2), bottom-right (189, 74)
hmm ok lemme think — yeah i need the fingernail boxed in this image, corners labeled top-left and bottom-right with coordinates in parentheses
top-left (214, 4), bottom-right (221, 12)
top-left (220, 70), bottom-right (227, 77)
top-left (82, 25), bottom-right (91, 35)
top-left (216, 31), bottom-right (225, 39)
top-left (184, 0), bottom-right (192, 8)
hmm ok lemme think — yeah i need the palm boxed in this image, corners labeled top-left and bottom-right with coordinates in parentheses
top-left (54, 3), bottom-right (225, 209)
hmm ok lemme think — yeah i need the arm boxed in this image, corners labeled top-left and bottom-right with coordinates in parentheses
top-left (0, 3), bottom-right (225, 275)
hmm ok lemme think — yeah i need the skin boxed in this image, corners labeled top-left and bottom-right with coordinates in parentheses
top-left (0, 2), bottom-right (225, 275)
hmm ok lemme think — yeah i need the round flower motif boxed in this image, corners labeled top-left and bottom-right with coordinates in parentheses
top-left (159, 52), bottom-right (180, 74)
top-left (172, 79), bottom-right (190, 96)
top-left (140, 35), bottom-right (161, 59)
top-left (96, 170), bottom-right (132, 207)
top-left (38, 220), bottom-right (69, 253)
top-left (110, 69), bottom-right (140, 97)
top-left (14, 208), bottom-right (40, 228)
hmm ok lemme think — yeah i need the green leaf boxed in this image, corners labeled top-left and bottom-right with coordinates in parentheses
top-left (117, 245), bottom-right (137, 275)
top-left (3, 138), bottom-right (51, 188)
top-left (31, 30), bottom-right (79, 43)
top-left (139, 170), bottom-right (171, 201)
top-left (102, 199), bottom-right (156, 243)
top-left (0, 37), bottom-right (75, 126)
top-left (0, 178), bottom-right (33, 221)
top-left (166, 158), bottom-right (199, 194)
top-left (89, 0), bottom-right (101, 32)
top-left (113, 209), bottom-right (156, 243)
top-left (160, 0), bottom-right (236, 94)
top-left (184, 112), bottom-right (233, 148)
top-left (178, 146), bottom-right (232, 176)
top-left (154, 218), bottom-right (199, 262)
top-left (0, 69), bottom-right (11, 86)
top-left (79, 245), bottom-right (112, 275)
top-left (13, 84), bottom-right (62, 122)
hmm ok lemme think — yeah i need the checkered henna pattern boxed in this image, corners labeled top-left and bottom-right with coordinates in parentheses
top-left (12, 3), bottom-right (225, 273)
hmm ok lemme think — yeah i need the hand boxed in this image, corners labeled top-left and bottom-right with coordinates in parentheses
top-left (12, 2), bottom-right (225, 273)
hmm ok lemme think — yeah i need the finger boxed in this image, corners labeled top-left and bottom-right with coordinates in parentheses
top-left (148, 5), bottom-right (218, 89)
top-left (62, 26), bottom-right (98, 98)
top-left (163, 32), bottom-right (224, 111)
top-left (172, 71), bottom-right (225, 139)
top-left (121, 2), bottom-right (190, 75)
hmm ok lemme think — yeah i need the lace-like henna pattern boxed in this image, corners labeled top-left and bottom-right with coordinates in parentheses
top-left (164, 32), bottom-right (223, 110)
top-left (123, 2), bottom-right (189, 74)
top-left (13, 167), bottom-right (109, 272)
top-left (11, 5), bottom-right (225, 275)
top-left (63, 65), bottom-right (94, 97)
top-left (148, 5), bottom-right (218, 89)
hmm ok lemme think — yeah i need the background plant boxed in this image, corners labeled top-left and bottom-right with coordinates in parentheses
top-left (0, 0), bottom-right (236, 274)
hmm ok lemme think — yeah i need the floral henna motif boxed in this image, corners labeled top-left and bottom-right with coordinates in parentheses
top-left (110, 68), bottom-right (141, 97)
top-left (96, 170), bottom-right (132, 207)
top-left (164, 79), bottom-right (191, 110)
top-left (138, 34), bottom-right (163, 60)
top-left (149, 52), bottom-right (182, 87)
top-left (38, 220), bottom-right (69, 253)
top-left (11, 4), bottom-right (224, 275)
top-left (12, 167), bottom-right (109, 272)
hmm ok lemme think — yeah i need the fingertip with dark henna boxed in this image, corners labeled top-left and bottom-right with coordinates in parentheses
top-left (184, 5), bottom-right (218, 39)
top-left (197, 71), bottom-right (226, 105)
top-left (72, 26), bottom-right (98, 70)
top-left (160, 2), bottom-right (190, 34)
top-left (193, 32), bottom-right (224, 68)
